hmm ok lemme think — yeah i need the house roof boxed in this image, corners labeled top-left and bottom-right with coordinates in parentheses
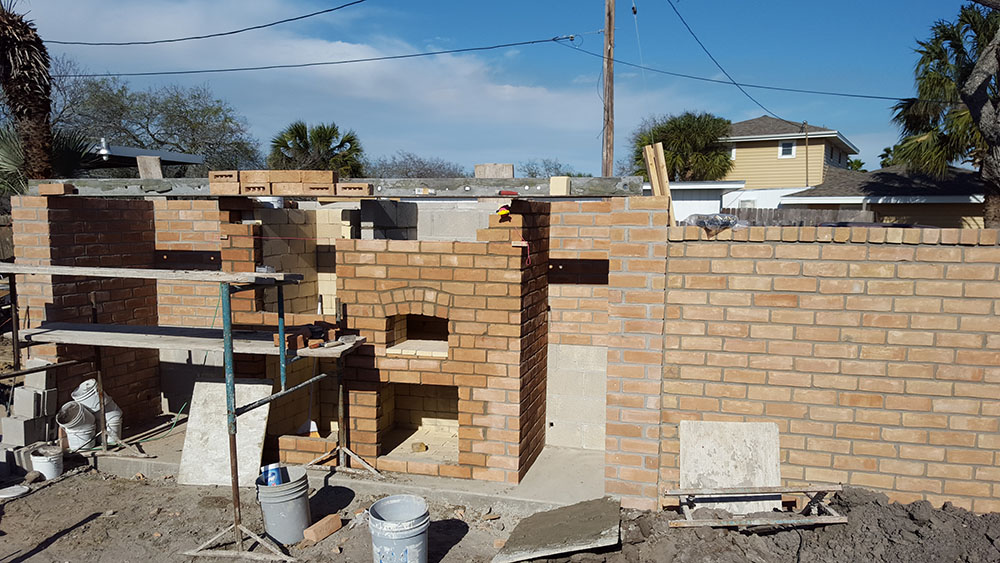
top-left (722, 115), bottom-right (859, 154)
top-left (729, 116), bottom-right (831, 137)
top-left (782, 165), bottom-right (985, 205)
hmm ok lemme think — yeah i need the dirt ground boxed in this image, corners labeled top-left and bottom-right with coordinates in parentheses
top-left (553, 487), bottom-right (1000, 563)
top-left (2, 469), bottom-right (1000, 563)
top-left (0, 467), bottom-right (513, 562)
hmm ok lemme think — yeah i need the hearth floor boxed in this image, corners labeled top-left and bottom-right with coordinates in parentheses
top-left (382, 425), bottom-right (459, 464)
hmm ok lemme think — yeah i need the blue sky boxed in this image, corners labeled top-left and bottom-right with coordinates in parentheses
top-left (27, 0), bottom-right (968, 176)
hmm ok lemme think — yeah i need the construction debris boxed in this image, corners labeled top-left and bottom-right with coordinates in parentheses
top-left (492, 497), bottom-right (620, 563)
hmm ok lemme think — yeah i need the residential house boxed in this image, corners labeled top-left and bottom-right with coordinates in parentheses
top-left (720, 115), bottom-right (859, 208)
top-left (781, 165), bottom-right (985, 228)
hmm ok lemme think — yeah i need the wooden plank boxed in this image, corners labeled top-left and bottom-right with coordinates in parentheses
top-left (21, 322), bottom-right (363, 358)
top-left (666, 485), bottom-right (842, 496)
top-left (0, 264), bottom-right (302, 284)
top-left (643, 145), bottom-right (662, 196)
top-left (668, 516), bottom-right (848, 528)
top-left (653, 142), bottom-right (676, 226)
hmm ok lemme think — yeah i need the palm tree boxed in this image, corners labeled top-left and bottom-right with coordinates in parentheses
top-left (847, 159), bottom-right (867, 172)
top-left (267, 121), bottom-right (364, 177)
top-left (0, 125), bottom-right (94, 193)
top-left (629, 112), bottom-right (732, 181)
top-left (0, 1), bottom-right (52, 180)
top-left (878, 146), bottom-right (901, 168)
top-left (892, 4), bottom-right (999, 224)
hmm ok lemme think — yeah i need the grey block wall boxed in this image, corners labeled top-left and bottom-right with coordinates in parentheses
top-left (546, 344), bottom-right (606, 450)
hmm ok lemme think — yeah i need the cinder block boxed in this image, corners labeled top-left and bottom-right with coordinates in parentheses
top-left (1, 416), bottom-right (48, 447)
top-left (550, 176), bottom-right (571, 195)
top-left (474, 163), bottom-right (514, 178)
top-left (12, 387), bottom-right (42, 418)
top-left (23, 361), bottom-right (55, 390)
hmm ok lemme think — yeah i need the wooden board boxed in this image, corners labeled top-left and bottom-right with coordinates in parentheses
top-left (21, 323), bottom-right (362, 358)
top-left (668, 516), bottom-right (848, 528)
top-left (0, 264), bottom-right (302, 284)
top-left (643, 142), bottom-right (676, 226)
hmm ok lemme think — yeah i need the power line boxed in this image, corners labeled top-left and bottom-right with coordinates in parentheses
top-left (47, 0), bottom-right (368, 46)
top-left (663, 0), bottom-right (782, 120)
top-left (561, 42), bottom-right (931, 103)
top-left (52, 35), bottom-right (576, 78)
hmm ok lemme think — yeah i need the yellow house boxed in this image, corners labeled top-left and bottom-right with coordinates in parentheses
top-left (721, 116), bottom-right (859, 191)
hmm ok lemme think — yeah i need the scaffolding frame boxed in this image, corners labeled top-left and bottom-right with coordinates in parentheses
top-left (0, 264), bottom-right (364, 558)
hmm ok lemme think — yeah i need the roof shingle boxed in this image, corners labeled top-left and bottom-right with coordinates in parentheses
top-left (728, 115), bottom-right (831, 137)
top-left (793, 165), bottom-right (983, 198)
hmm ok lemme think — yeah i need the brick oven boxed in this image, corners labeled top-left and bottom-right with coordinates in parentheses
top-left (336, 200), bottom-right (549, 483)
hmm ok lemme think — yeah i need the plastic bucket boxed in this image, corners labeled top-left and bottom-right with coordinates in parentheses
top-left (29, 445), bottom-right (63, 480)
top-left (255, 466), bottom-right (311, 545)
top-left (56, 401), bottom-right (96, 452)
top-left (104, 404), bottom-right (123, 445)
top-left (72, 379), bottom-right (122, 445)
top-left (368, 494), bottom-right (430, 563)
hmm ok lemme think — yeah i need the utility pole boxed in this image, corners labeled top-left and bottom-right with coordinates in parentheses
top-left (602, 0), bottom-right (615, 177)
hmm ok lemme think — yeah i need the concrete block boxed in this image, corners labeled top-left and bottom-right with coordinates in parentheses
top-left (1, 416), bottom-right (48, 447)
top-left (679, 421), bottom-right (781, 514)
top-left (395, 202), bottom-right (418, 228)
top-left (23, 360), bottom-right (56, 390)
top-left (474, 163), bottom-right (514, 179)
top-left (12, 387), bottom-right (42, 418)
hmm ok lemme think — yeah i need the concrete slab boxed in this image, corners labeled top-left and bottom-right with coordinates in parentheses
top-left (513, 446), bottom-right (605, 506)
top-left (679, 420), bottom-right (781, 513)
top-left (177, 379), bottom-right (273, 487)
top-left (492, 496), bottom-right (620, 563)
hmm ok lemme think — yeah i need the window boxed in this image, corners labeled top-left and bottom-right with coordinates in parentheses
top-left (778, 141), bottom-right (796, 158)
top-left (730, 146), bottom-right (736, 160)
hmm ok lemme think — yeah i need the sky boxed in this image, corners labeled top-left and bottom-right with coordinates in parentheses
top-left (23, 0), bottom-right (972, 176)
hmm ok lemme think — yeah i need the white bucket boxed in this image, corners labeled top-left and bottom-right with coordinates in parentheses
top-left (105, 406), bottom-right (123, 445)
top-left (72, 379), bottom-right (123, 444)
top-left (369, 494), bottom-right (431, 563)
top-left (56, 401), bottom-right (96, 452)
top-left (29, 445), bottom-right (63, 481)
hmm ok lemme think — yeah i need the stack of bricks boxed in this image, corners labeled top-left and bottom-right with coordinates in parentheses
top-left (659, 225), bottom-right (1000, 513)
top-left (208, 170), bottom-right (373, 197)
top-left (278, 434), bottom-right (338, 466)
top-left (10, 196), bottom-right (161, 423)
top-left (336, 199), bottom-right (549, 483)
top-left (315, 207), bottom-right (358, 315)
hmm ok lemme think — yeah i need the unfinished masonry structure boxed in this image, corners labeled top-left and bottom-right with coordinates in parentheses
top-left (9, 188), bottom-right (1000, 512)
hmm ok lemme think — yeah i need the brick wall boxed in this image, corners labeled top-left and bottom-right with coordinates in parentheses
top-left (548, 200), bottom-right (610, 346)
top-left (659, 225), bottom-right (1000, 513)
top-left (11, 196), bottom-right (161, 422)
top-left (257, 207), bottom-right (319, 314)
top-left (153, 198), bottom-right (221, 327)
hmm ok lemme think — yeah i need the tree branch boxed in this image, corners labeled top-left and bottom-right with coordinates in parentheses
top-left (961, 26), bottom-right (1000, 141)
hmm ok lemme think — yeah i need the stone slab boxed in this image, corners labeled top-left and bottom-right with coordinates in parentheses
top-left (177, 378), bottom-right (273, 487)
top-left (492, 496), bottom-right (620, 563)
top-left (679, 420), bottom-right (781, 514)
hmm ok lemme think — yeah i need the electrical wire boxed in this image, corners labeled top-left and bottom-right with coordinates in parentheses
top-left (52, 35), bottom-right (576, 78)
top-left (560, 42), bottom-right (940, 103)
top-left (663, 0), bottom-right (781, 119)
top-left (48, 0), bottom-right (368, 46)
